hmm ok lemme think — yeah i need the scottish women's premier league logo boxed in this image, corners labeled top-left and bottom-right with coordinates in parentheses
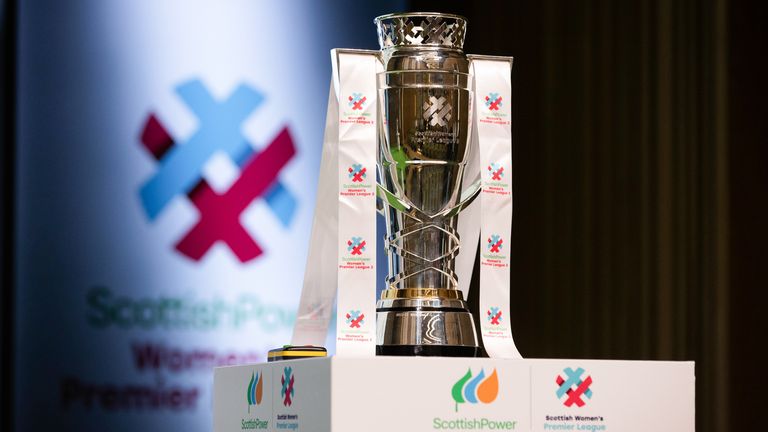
top-left (138, 79), bottom-right (298, 263)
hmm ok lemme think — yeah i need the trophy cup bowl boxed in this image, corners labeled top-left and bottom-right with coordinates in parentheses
top-left (375, 12), bottom-right (480, 356)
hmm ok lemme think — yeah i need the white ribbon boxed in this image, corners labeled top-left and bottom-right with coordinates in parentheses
top-left (291, 50), bottom-right (379, 356)
top-left (472, 56), bottom-right (522, 358)
top-left (333, 50), bottom-right (379, 356)
top-left (290, 82), bottom-right (340, 347)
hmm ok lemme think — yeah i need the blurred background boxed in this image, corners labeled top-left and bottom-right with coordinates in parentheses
top-left (1, 0), bottom-right (765, 431)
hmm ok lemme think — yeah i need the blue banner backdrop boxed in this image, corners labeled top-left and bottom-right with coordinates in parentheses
top-left (15, 1), bottom-right (401, 430)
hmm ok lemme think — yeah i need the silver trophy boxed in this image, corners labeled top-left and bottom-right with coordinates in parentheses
top-left (375, 13), bottom-right (481, 356)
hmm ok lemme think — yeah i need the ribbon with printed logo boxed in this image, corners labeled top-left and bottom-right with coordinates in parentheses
top-left (291, 50), bottom-right (378, 356)
top-left (471, 56), bottom-right (522, 358)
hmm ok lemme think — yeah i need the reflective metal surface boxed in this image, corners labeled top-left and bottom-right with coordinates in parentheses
top-left (377, 297), bottom-right (468, 310)
top-left (376, 310), bottom-right (478, 346)
top-left (374, 13), bottom-right (479, 355)
top-left (376, 13), bottom-right (467, 50)
top-left (380, 287), bottom-right (462, 300)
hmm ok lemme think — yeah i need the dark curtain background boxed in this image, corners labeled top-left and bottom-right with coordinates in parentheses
top-left (727, 0), bottom-right (767, 429)
top-left (412, 0), bottom-right (767, 431)
top-left (1, 0), bottom-right (16, 430)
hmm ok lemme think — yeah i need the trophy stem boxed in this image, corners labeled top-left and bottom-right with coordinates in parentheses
top-left (375, 209), bottom-right (479, 356)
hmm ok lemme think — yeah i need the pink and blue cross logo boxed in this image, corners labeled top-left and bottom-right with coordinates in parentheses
top-left (556, 367), bottom-right (593, 407)
top-left (281, 366), bottom-right (295, 407)
top-left (138, 79), bottom-right (297, 263)
top-left (488, 162), bottom-right (504, 180)
top-left (348, 92), bottom-right (366, 110)
top-left (346, 310), bottom-right (365, 328)
top-left (347, 237), bottom-right (366, 255)
top-left (485, 92), bottom-right (502, 111)
top-left (487, 234), bottom-right (503, 254)
top-left (348, 164), bottom-right (367, 182)
top-left (487, 307), bottom-right (502, 325)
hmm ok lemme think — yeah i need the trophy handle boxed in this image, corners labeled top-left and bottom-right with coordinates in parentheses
top-left (376, 182), bottom-right (412, 214)
top-left (436, 177), bottom-right (482, 219)
top-left (375, 177), bottom-right (481, 221)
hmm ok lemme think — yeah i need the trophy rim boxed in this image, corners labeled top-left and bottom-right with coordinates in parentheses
top-left (374, 11), bottom-right (468, 24)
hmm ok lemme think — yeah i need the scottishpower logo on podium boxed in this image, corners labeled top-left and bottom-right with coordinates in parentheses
top-left (246, 371), bottom-right (263, 412)
top-left (138, 79), bottom-right (298, 263)
top-left (451, 368), bottom-right (500, 411)
top-left (433, 367), bottom-right (518, 430)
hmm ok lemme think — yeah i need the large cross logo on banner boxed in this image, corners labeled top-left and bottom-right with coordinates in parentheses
top-left (139, 79), bottom-right (297, 262)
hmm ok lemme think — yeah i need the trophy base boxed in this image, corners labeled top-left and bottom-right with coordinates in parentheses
top-left (376, 344), bottom-right (479, 357)
top-left (375, 302), bottom-right (480, 357)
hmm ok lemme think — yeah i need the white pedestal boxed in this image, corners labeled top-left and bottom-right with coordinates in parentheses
top-left (213, 357), bottom-right (694, 432)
